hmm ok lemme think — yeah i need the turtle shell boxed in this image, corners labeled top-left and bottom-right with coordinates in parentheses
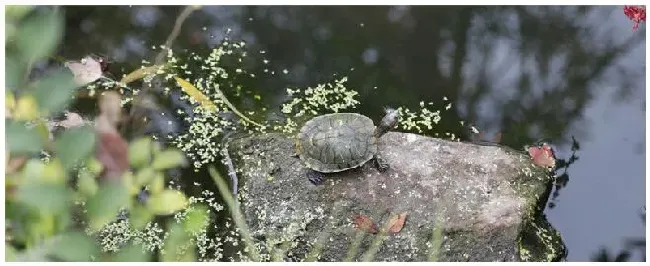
top-left (296, 113), bottom-right (377, 173)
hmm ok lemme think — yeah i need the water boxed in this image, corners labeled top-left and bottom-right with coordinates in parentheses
top-left (60, 6), bottom-right (646, 261)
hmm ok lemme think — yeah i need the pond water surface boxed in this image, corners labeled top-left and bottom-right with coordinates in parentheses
top-left (59, 6), bottom-right (646, 261)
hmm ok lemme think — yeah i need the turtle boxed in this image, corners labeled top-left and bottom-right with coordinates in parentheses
top-left (294, 108), bottom-right (400, 185)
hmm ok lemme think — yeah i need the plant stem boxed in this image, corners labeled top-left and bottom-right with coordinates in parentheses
top-left (208, 165), bottom-right (261, 262)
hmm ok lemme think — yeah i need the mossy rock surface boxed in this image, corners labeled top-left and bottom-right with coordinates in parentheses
top-left (228, 132), bottom-right (566, 261)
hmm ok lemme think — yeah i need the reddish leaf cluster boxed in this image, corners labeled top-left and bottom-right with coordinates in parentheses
top-left (623, 5), bottom-right (646, 30)
top-left (527, 143), bottom-right (556, 169)
top-left (352, 212), bottom-right (408, 235)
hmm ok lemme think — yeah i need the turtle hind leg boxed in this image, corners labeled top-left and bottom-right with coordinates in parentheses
top-left (374, 155), bottom-right (390, 172)
top-left (306, 169), bottom-right (325, 185)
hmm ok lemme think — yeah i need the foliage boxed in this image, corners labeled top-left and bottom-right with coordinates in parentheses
top-left (5, 7), bottom-right (206, 262)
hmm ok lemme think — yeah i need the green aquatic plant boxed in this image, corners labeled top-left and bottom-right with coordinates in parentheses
top-left (156, 38), bottom-right (363, 169)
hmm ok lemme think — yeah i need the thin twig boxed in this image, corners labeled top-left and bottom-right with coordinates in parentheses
top-left (220, 132), bottom-right (239, 197)
top-left (127, 6), bottom-right (200, 137)
top-left (305, 205), bottom-right (344, 262)
top-left (344, 230), bottom-right (366, 261)
top-left (208, 165), bottom-right (261, 262)
top-left (427, 217), bottom-right (444, 261)
top-left (212, 82), bottom-right (265, 128)
top-left (360, 231), bottom-right (388, 261)
top-left (304, 229), bottom-right (331, 262)
top-left (154, 6), bottom-right (201, 65)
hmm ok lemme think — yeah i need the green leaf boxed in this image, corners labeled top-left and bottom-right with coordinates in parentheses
top-left (55, 211), bottom-right (72, 234)
top-left (6, 21), bottom-right (18, 44)
top-left (17, 182), bottom-right (69, 213)
top-left (86, 183), bottom-right (129, 231)
top-left (149, 172), bottom-right (165, 194)
top-left (151, 149), bottom-right (186, 170)
top-left (49, 231), bottom-right (99, 261)
top-left (6, 120), bottom-right (45, 154)
top-left (112, 243), bottom-right (150, 262)
top-left (6, 5), bottom-right (34, 22)
top-left (86, 157), bottom-right (103, 176)
top-left (42, 158), bottom-right (66, 183)
top-left (6, 245), bottom-right (18, 261)
top-left (54, 125), bottom-right (96, 170)
top-left (162, 223), bottom-right (195, 262)
top-left (5, 55), bottom-right (25, 90)
top-left (77, 169), bottom-right (98, 197)
top-left (32, 69), bottom-right (78, 115)
top-left (134, 167), bottom-right (156, 187)
top-left (15, 8), bottom-right (63, 62)
top-left (183, 205), bottom-right (209, 234)
top-left (21, 158), bottom-right (45, 183)
top-left (15, 235), bottom-right (59, 261)
top-left (128, 137), bottom-right (152, 168)
top-left (146, 190), bottom-right (188, 215)
top-left (129, 205), bottom-right (153, 231)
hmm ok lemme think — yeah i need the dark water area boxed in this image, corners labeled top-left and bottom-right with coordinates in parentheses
top-left (59, 6), bottom-right (646, 261)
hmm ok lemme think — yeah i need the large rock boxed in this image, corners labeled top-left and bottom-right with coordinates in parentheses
top-left (228, 132), bottom-right (566, 262)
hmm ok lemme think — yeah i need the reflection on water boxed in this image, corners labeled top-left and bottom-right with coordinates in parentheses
top-left (61, 6), bottom-right (645, 261)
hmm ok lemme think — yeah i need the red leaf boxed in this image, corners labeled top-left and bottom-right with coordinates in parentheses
top-left (528, 144), bottom-right (556, 168)
top-left (94, 91), bottom-right (129, 181)
top-left (387, 212), bottom-right (407, 235)
top-left (353, 214), bottom-right (378, 234)
top-left (95, 130), bottom-right (129, 181)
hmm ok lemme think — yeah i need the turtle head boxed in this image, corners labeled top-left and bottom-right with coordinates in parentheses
top-left (292, 139), bottom-right (301, 158)
top-left (374, 107), bottom-right (400, 138)
top-left (295, 136), bottom-right (303, 152)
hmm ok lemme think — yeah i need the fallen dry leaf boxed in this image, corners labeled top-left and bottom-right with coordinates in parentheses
top-left (66, 56), bottom-right (103, 86)
top-left (528, 143), bottom-right (556, 168)
top-left (174, 76), bottom-right (217, 112)
top-left (387, 212), bottom-right (407, 235)
top-left (58, 112), bottom-right (85, 128)
top-left (353, 214), bottom-right (378, 234)
top-left (120, 65), bottom-right (165, 85)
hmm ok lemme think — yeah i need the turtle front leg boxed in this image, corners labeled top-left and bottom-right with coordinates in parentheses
top-left (306, 169), bottom-right (325, 185)
top-left (373, 154), bottom-right (390, 172)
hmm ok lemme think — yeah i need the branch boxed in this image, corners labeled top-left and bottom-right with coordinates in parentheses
top-left (126, 6), bottom-right (201, 138)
